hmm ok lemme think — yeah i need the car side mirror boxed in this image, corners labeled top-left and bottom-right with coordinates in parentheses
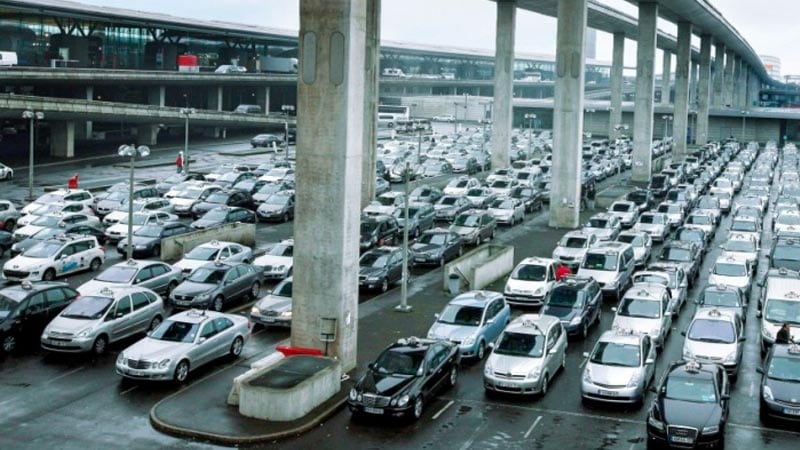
top-left (197, 337), bottom-right (206, 345)
top-left (115, 312), bottom-right (124, 318)
top-left (645, 358), bottom-right (655, 365)
top-left (134, 279), bottom-right (141, 284)
top-left (485, 318), bottom-right (495, 325)
top-left (739, 337), bottom-right (746, 342)
top-left (548, 348), bottom-right (558, 356)
top-left (434, 313), bottom-right (440, 319)
top-left (756, 311), bottom-right (762, 319)
top-left (367, 362), bottom-right (376, 371)
top-left (611, 307), bottom-right (618, 312)
top-left (582, 351), bottom-right (589, 358)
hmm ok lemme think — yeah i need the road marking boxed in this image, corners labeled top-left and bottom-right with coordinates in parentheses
top-left (523, 415), bottom-right (542, 439)
top-left (229, 299), bottom-right (258, 314)
top-left (629, 443), bottom-right (636, 450)
top-left (432, 400), bottom-right (454, 420)
top-left (45, 366), bottom-right (84, 384)
top-left (120, 385), bottom-right (138, 396)
top-left (579, 357), bottom-right (588, 368)
top-left (457, 421), bottom-right (487, 450)
top-left (749, 381), bottom-right (754, 398)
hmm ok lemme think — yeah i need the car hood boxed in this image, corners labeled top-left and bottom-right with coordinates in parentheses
top-left (78, 279), bottom-right (124, 293)
top-left (684, 340), bottom-right (736, 360)
top-left (171, 197), bottom-right (196, 207)
top-left (107, 223), bottom-right (142, 234)
top-left (174, 259), bottom-right (208, 272)
top-left (358, 370), bottom-right (414, 397)
top-left (488, 207), bottom-right (512, 216)
top-left (707, 274), bottom-right (748, 289)
top-left (96, 200), bottom-right (122, 210)
top-left (427, 322), bottom-right (477, 342)
top-left (450, 225), bottom-right (477, 235)
top-left (253, 254), bottom-right (292, 268)
top-left (504, 278), bottom-right (548, 295)
top-left (257, 204), bottom-right (285, 214)
top-left (487, 353), bottom-right (543, 377)
top-left (5, 254), bottom-right (47, 270)
top-left (122, 337), bottom-right (192, 361)
top-left (587, 362), bottom-right (640, 386)
top-left (47, 315), bottom-right (100, 334)
top-left (359, 267), bottom-right (386, 278)
top-left (612, 315), bottom-right (660, 335)
top-left (635, 223), bottom-right (664, 231)
top-left (554, 247), bottom-right (586, 258)
top-left (764, 377), bottom-right (800, 404)
top-left (363, 205), bottom-right (394, 215)
top-left (255, 294), bottom-right (291, 312)
top-left (661, 398), bottom-right (721, 430)
top-left (410, 243), bottom-right (442, 254)
top-left (173, 281), bottom-right (217, 296)
top-left (542, 304), bottom-right (579, 321)
top-left (191, 219), bottom-right (220, 229)
top-left (14, 224), bottom-right (46, 238)
top-left (192, 202), bottom-right (220, 212)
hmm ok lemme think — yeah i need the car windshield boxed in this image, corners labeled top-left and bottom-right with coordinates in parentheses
top-left (178, 188), bottom-right (204, 199)
top-left (31, 215), bottom-right (62, 227)
top-left (701, 290), bottom-right (740, 308)
top-left (713, 262), bottom-right (747, 277)
top-left (95, 266), bottom-right (137, 283)
top-left (265, 169), bottom-right (288, 178)
top-left (273, 280), bottom-right (292, 297)
top-left (130, 214), bottom-right (151, 226)
top-left (59, 296), bottom-right (113, 320)
top-left (205, 192), bottom-right (230, 203)
top-left (612, 203), bottom-right (632, 212)
top-left (135, 225), bottom-right (164, 238)
top-left (24, 241), bottom-right (62, 258)
top-left (724, 240), bottom-right (755, 252)
top-left (149, 320), bottom-right (200, 343)
top-left (257, 184), bottom-right (284, 195)
top-left (764, 299), bottom-right (800, 325)
top-left (218, 172), bottom-right (239, 182)
top-left (419, 233), bottom-right (447, 246)
top-left (688, 215), bottom-right (711, 225)
top-left (590, 342), bottom-right (640, 367)
top-left (203, 209), bottom-right (229, 221)
top-left (731, 220), bottom-right (756, 232)
top-left (265, 195), bottom-right (289, 206)
top-left (512, 264), bottom-right (546, 281)
top-left (440, 196), bottom-right (458, 206)
top-left (31, 204), bottom-right (60, 215)
top-left (548, 287), bottom-right (581, 308)
top-left (494, 331), bottom-right (544, 357)
top-left (688, 319), bottom-right (736, 343)
top-left (187, 267), bottom-right (227, 284)
top-left (490, 180), bottom-right (510, 189)
top-left (560, 236), bottom-right (587, 248)
top-left (37, 193), bottom-right (65, 203)
top-left (0, 294), bottom-right (21, 320)
top-left (372, 348), bottom-right (425, 376)
top-left (665, 376), bottom-right (717, 403)
top-left (618, 297), bottom-right (661, 318)
top-left (582, 253), bottom-right (617, 271)
top-left (491, 199), bottom-right (515, 209)
top-left (588, 218), bottom-right (609, 228)
top-left (662, 247), bottom-right (691, 262)
top-left (162, 174), bottom-right (184, 184)
top-left (658, 204), bottom-right (681, 214)
top-left (639, 214), bottom-right (662, 224)
top-left (466, 188), bottom-right (484, 197)
top-left (778, 215), bottom-right (800, 225)
top-left (697, 198), bottom-right (718, 209)
top-left (32, 228), bottom-right (64, 240)
top-left (628, 192), bottom-right (647, 203)
top-left (437, 304), bottom-right (483, 326)
top-left (361, 252), bottom-right (390, 268)
top-left (767, 355), bottom-right (800, 382)
top-left (268, 243), bottom-right (293, 257)
top-left (449, 179), bottom-right (469, 189)
top-left (454, 214), bottom-right (480, 227)
top-left (678, 230), bottom-right (703, 243)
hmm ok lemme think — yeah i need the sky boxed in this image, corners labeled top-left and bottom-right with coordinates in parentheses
top-left (80, 0), bottom-right (800, 76)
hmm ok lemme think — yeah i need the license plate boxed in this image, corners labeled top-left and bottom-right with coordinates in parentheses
top-left (50, 340), bottom-right (69, 347)
top-left (264, 317), bottom-right (275, 323)
top-left (414, 257), bottom-right (425, 262)
top-left (783, 408), bottom-right (800, 416)
top-left (127, 369), bottom-right (143, 376)
top-left (670, 436), bottom-right (693, 444)
top-left (364, 407), bottom-right (383, 415)
top-left (598, 389), bottom-right (619, 396)
top-left (496, 381), bottom-right (514, 388)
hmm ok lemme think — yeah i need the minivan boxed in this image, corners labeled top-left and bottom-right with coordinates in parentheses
top-left (577, 241), bottom-right (635, 300)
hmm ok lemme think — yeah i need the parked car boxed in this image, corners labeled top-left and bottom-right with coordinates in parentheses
top-left (449, 210), bottom-right (496, 246)
top-left (611, 283), bottom-right (672, 349)
top-left (253, 239), bottom-right (294, 280)
top-left (79, 259), bottom-right (183, 297)
top-left (581, 329), bottom-right (657, 405)
top-left (0, 281), bottom-right (79, 353)
top-left (116, 222), bottom-right (193, 258)
top-left (3, 235), bottom-right (105, 282)
top-left (190, 206), bottom-right (256, 230)
top-left (681, 308), bottom-right (745, 378)
top-left (758, 343), bottom-right (800, 425)
top-left (409, 229), bottom-right (463, 267)
top-left (174, 241), bottom-right (253, 275)
top-left (190, 189), bottom-right (253, 219)
top-left (542, 275), bottom-right (602, 338)
top-left (427, 290), bottom-right (510, 360)
top-left (358, 246), bottom-right (404, 293)
top-left (169, 262), bottom-right (261, 311)
top-left (250, 277), bottom-right (293, 328)
top-left (256, 192), bottom-right (295, 222)
top-left (503, 257), bottom-right (557, 307)
top-left (251, 133), bottom-right (284, 148)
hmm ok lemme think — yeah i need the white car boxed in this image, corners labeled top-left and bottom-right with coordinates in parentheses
top-left (363, 192), bottom-right (405, 216)
top-left (17, 202), bottom-right (95, 227)
top-left (486, 168), bottom-right (516, 185)
top-left (22, 189), bottom-right (94, 215)
top-left (581, 213), bottom-right (621, 241)
top-left (503, 257), bottom-right (557, 307)
top-left (720, 234), bottom-right (759, 268)
top-left (104, 211), bottom-right (178, 243)
top-left (487, 178), bottom-right (518, 198)
top-left (683, 211), bottom-right (716, 238)
top-left (0, 162), bottom-right (13, 180)
top-left (729, 216), bottom-right (761, 247)
top-left (433, 115), bottom-right (455, 122)
top-left (681, 308), bottom-right (745, 378)
top-left (258, 167), bottom-right (295, 184)
top-left (707, 256), bottom-right (753, 298)
top-left (487, 197), bottom-right (525, 226)
top-left (13, 213), bottom-right (102, 242)
top-left (253, 239), bottom-right (294, 280)
top-left (169, 184), bottom-right (223, 216)
top-left (607, 201), bottom-right (639, 228)
top-left (611, 283), bottom-right (672, 349)
top-left (552, 231), bottom-right (598, 269)
top-left (103, 198), bottom-right (173, 226)
top-left (443, 176), bottom-right (480, 196)
top-left (632, 212), bottom-right (669, 242)
top-left (250, 277), bottom-right (293, 327)
top-left (655, 202), bottom-right (685, 229)
top-left (773, 211), bottom-right (800, 235)
top-left (616, 231), bottom-right (652, 268)
top-left (174, 241), bottom-right (253, 275)
top-left (3, 235), bottom-right (105, 282)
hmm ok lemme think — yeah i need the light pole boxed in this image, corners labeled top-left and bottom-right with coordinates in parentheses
top-left (22, 110), bottom-right (44, 201)
top-left (281, 104), bottom-right (295, 161)
top-left (584, 108), bottom-right (596, 137)
top-left (741, 110), bottom-right (749, 141)
top-left (607, 106), bottom-right (614, 138)
top-left (179, 108), bottom-right (196, 173)
top-left (395, 161), bottom-right (412, 313)
top-left (661, 115), bottom-right (673, 141)
top-left (411, 103), bottom-right (423, 160)
top-left (524, 113), bottom-right (537, 157)
top-left (118, 144), bottom-right (151, 260)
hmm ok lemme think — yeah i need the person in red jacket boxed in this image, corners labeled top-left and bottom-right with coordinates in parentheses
top-left (176, 151), bottom-right (183, 173)
top-left (555, 264), bottom-right (572, 281)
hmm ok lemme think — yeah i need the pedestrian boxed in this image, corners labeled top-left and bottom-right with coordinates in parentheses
top-left (176, 151), bottom-right (183, 174)
top-left (775, 323), bottom-right (795, 345)
top-left (555, 264), bottom-right (571, 281)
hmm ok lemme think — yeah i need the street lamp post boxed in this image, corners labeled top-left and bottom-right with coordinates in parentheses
top-left (741, 110), bottom-right (749, 141)
top-left (524, 113), bottom-right (537, 157)
top-left (395, 161), bottom-right (412, 313)
top-left (22, 110), bottom-right (44, 201)
top-left (281, 104), bottom-right (295, 160)
top-left (118, 144), bottom-right (151, 260)
top-left (585, 108), bottom-right (596, 137)
top-left (179, 108), bottom-right (196, 173)
top-left (661, 115), bottom-right (673, 141)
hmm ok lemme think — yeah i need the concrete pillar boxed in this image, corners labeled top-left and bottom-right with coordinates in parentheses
top-left (490, 0), bottom-right (516, 170)
top-left (712, 44), bottom-right (725, 108)
top-left (631, 2), bottom-right (658, 185)
top-left (137, 125), bottom-right (159, 146)
top-left (207, 86), bottom-right (223, 111)
top-left (255, 86), bottom-right (271, 114)
top-left (660, 51), bottom-right (671, 106)
top-left (609, 32), bottom-right (625, 139)
top-left (672, 21), bottom-right (692, 159)
top-left (360, 0), bottom-right (380, 208)
top-left (690, 61), bottom-right (699, 107)
top-left (85, 86), bottom-right (93, 139)
top-left (549, 0), bottom-right (587, 229)
top-left (50, 121), bottom-right (75, 157)
top-left (738, 62), bottom-right (748, 109)
top-left (293, 0), bottom-right (366, 372)
top-left (696, 34), bottom-right (712, 145)
top-left (724, 49), bottom-right (735, 107)
top-left (148, 86), bottom-right (166, 107)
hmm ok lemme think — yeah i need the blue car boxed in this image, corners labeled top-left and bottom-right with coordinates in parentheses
top-left (426, 290), bottom-right (510, 360)
top-left (542, 275), bottom-right (602, 339)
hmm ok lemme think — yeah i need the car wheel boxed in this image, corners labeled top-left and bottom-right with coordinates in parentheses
top-left (561, 352), bottom-right (566, 370)
top-left (230, 336), bottom-right (244, 357)
top-left (581, 321), bottom-right (588, 339)
top-left (283, 212), bottom-right (290, 223)
top-left (380, 278), bottom-right (388, 293)
top-left (43, 268), bottom-right (56, 281)
top-left (90, 258), bottom-right (102, 272)
top-left (174, 360), bottom-right (190, 383)
top-left (250, 282), bottom-right (261, 299)
top-left (148, 315), bottom-right (162, 332)
top-left (540, 374), bottom-right (549, 397)
top-left (412, 396), bottom-right (424, 420)
top-left (92, 335), bottom-right (108, 355)
top-left (3, 219), bottom-right (14, 231)
top-left (2, 334), bottom-right (16, 354)
top-left (213, 295), bottom-right (224, 312)
top-left (447, 365), bottom-right (458, 388)
top-left (476, 341), bottom-right (486, 360)
top-left (152, 246), bottom-right (161, 258)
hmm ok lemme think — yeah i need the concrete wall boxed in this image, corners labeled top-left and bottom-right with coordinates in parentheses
top-left (160, 222), bottom-right (256, 261)
top-left (708, 116), bottom-right (779, 142)
top-left (444, 244), bottom-right (514, 291)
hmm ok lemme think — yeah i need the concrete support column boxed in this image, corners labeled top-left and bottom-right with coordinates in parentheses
top-left (85, 86), bottom-right (93, 140)
top-left (690, 62), bottom-right (699, 107)
top-left (738, 62), bottom-right (748, 108)
top-left (724, 49), bottom-right (735, 107)
top-left (137, 125), bottom-right (159, 146)
top-left (712, 44), bottom-right (725, 108)
top-left (549, 0), bottom-right (587, 229)
top-left (293, 0), bottom-right (366, 372)
top-left (50, 121), bottom-right (75, 157)
top-left (609, 32), bottom-right (625, 139)
top-left (360, 0), bottom-right (380, 208)
top-left (631, 1), bottom-right (658, 185)
top-left (255, 86), bottom-right (271, 114)
top-left (696, 34), bottom-right (712, 145)
top-left (672, 21), bottom-right (692, 159)
top-left (207, 86), bottom-right (223, 111)
top-left (660, 51), bottom-right (671, 106)
top-left (148, 86), bottom-right (166, 107)
top-left (490, 0), bottom-right (516, 170)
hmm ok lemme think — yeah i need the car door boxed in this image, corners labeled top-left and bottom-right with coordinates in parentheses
top-left (195, 320), bottom-right (220, 366)
top-left (212, 317), bottom-right (235, 358)
top-left (56, 243), bottom-right (79, 276)
top-left (483, 299), bottom-right (505, 342)
top-left (109, 296), bottom-right (134, 341)
top-left (129, 292), bottom-right (153, 334)
top-left (387, 251), bottom-right (403, 284)
top-left (43, 287), bottom-right (72, 323)
top-left (19, 292), bottom-right (49, 342)
top-left (641, 335), bottom-right (655, 384)
top-left (227, 266), bottom-right (249, 300)
top-left (544, 325), bottom-right (559, 375)
top-left (134, 266), bottom-right (158, 292)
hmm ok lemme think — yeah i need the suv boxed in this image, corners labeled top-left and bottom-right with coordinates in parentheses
top-left (3, 235), bottom-right (105, 282)
top-left (542, 275), bottom-right (602, 338)
top-left (682, 308), bottom-right (745, 379)
top-left (646, 360), bottom-right (729, 450)
top-left (0, 281), bottom-right (79, 354)
top-left (577, 241), bottom-right (635, 300)
top-left (449, 210), bottom-right (496, 246)
top-left (503, 257), bottom-right (557, 307)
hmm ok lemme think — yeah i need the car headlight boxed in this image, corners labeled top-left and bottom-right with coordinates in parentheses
top-left (569, 316), bottom-right (582, 326)
top-left (196, 293), bottom-right (211, 301)
top-left (251, 306), bottom-right (260, 315)
top-left (349, 388), bottom-right (358, 401)
top-left (462, 336), bottom-right (475, 346)
top-left (528, 367), bottom-right (541, 380)
top-left (701, 425), bottom-right (719, 435)
top-left (275, 265), bottom-right (285, 271)
top-left (117, 354), bottom-right (126, 365)
top-left (650, 328), bottom-right (661, 337)
top-left (367, 276), bottom-right (381, 281)
top-left (723, 351), bottom-right (738, 363)
top-left (534, 287), bottom-right (543, 295)
top-left (484, 360), bottom-right (493, 376)
top-left (683, 347), bottom-right (694, 359)
top-left (280, 311), bottom-right (292, 318)
top-left (504, 284), bottom-right (512, 294)
top-left (158, 359), bottom-right (171, 369)
top-left (762, 327), bottom-right (774, 340)
top-left (763, 385), bottom-right (773, 401)
top-left (397, 394), bottom-right (410, 407)
top-left (76, 328), bottom-right (93, 338)
top-left (627, 371), bottom-right (641, 388)
top-left (583, 366), bottom-right (592, 383)
top-left (647, 414), bottom-right (665, 432)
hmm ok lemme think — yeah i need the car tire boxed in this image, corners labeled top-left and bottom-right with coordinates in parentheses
top-left (2, 334), bottom-right (16, 354)
top-left (380, 278), bottom-right (388, 293)
top-left (43, 268), bottom-right (56, 281)
top-left (540, 374), bottom-right (549, 397)
top-left (153, 246), bottom-right (161, 258)
top-left (283, 212), bottom-right (290, 223)
top-left (90, 258), bottom-right (102, 272)
top-left (92, 335), bottom-right (108, 355)
top-left (3, 219), bottom-right (14, 231)
top-left (412, 396), bottom-right (424, 420)
top-left (174, 360), bottom-right (190, 383)
top-left (476, 341), bottom-right (486, 360)
top-left (250, 282), bottom-right (261, 299)
top-left (581, 321), bottom-right (588, 339)
top-left (148, 315), bottom-right (162, 332)
top-left (447, 365), bottom-right (458, 388)
top-left (213, 295), bottom-right (224, 312)
top-left (230, 336), bottom-right (244, 357)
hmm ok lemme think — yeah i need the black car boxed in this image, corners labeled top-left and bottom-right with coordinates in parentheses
top-left (251, 133), bottom-right (284, 148)
top-left (358, 247), bottom-right (404, 292)
top-left (116, 222), bottom-right (193, 257)
top-left (190, 189), bottom-right (253, 219)
top-left (393, 202), bottom-right (435, 238)
top-left (348, 337), bottom-right (460, 421)
top-left (191, 206), bottom-right (256, 230)
top-left (360, 214), bottom-right (400, 251)
top-left (758, 344), bottom-right (800, 426)
top-left (509, 186), bottom-right (544, 213)
top-left (541, 275), bottom-right (602, 339)
top-left (626, 188), bottom-right (655, 213)
top-left (658, 241), bottom-right (702, 285)
top-left (409, 229), bottom-right (463, 267)
top-left (0, 230), bottom-right (12, 257)
top-left (0, 281), bottom-right (79, 354)
top-left (233, 178), bottom-right (268, 195)
top-left (649, 174), bottom-right (670, 198)
top-left (647, 360), bottom-right (729, 450)
top-left (452, 157), bottom-right (480, 175)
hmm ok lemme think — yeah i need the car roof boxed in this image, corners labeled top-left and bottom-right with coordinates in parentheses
top-left (170, 309), bottom-right (229, 324)
top-left (112, 259), bottom-right (164, 269)
top-left (1, 281), bottom-right (69, 296)
top-left (197, 240), bottom-right (239, 249)
top-left (668, 360), bottom-right (718, 379)
top-left (506, 314), bottom-right (559, 335)
top-left (518, 257), bottom-right (555, 266)
top-left (598, 329), bottom-right (643, 346)
top-left (770, 343), bottom-right (800, 359)
top-left (450, 290), bottom-right (502, 307)
top-left (623, 284), bottom-right (667, 300)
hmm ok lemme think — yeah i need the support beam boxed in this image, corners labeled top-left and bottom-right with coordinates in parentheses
top-left (293, 0), bottom-right (366, 372)
top-left (631, 1), bottom-right (658, 186)
top-left (690, 61), bottom-right (698, 107)
top-left (490, 0), bottom-right (516, 170)
top-left (50, 121), bottom-right (75, 158)
top-left (609, 32), bottom-right (624, 139)
top-left (672, 21), bottom-right (692, 159)
top-left (85, 86), bottom-right (93, 139)
top-left (738, 62), bottom-right (748, 109)
top-left (724, 49), bottom-right (735, 107)
top-left (360, 0), bottom-right (380, 208)
top-left (549, 0), bottom-right (587, 229)
top-left (137, 124), bottom-right (159, 146)
top-left (660, 51), bottom-right (671, 106)
top-left (712, 44), bottom-right (725, 108)
top-left (148, 86), bottom-right (165, 107)
top-left (255, 86), bottom-right (271, 114)
top-left (207, 86), bottom-right (223, 111)
top-left (696, 34), bottom-right (712, 145)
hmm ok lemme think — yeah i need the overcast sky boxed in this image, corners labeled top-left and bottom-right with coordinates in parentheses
top-left (81, 0), bottom-right (800, 75)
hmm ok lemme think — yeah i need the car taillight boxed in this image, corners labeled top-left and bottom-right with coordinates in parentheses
top-left (99, 246), bottom-right (106, 252)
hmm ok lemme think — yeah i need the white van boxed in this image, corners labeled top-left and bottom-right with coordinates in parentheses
top-left (758, 268), bottom-right (800, 355)
top-left (0, 51), bottom-right (18, 67)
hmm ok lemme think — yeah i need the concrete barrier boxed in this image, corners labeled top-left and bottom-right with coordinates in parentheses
top-left (160, 222), bottom-right (256, 261)
top-left (443, 244), bottom-right (514, 292)
top-left (595, 185), bottom-right (638, 209)
top-left (228, 352), bottom-right (285, 406)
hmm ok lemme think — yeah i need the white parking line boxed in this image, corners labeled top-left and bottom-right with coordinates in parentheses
top-left (579, 357), bottom-right (588, 368)
top-left (523, 415), bottom-right (542, 439)
top-left (45, 366), bottom-right (84, 384)
top-left (432, 400), bottom-right (454, 420)
top-left (457, 421), bottom-right (487, 450)
top-left (748, 381), bottom-right (754, 398)
top-left (119, 385), bottom-right (138, 396)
